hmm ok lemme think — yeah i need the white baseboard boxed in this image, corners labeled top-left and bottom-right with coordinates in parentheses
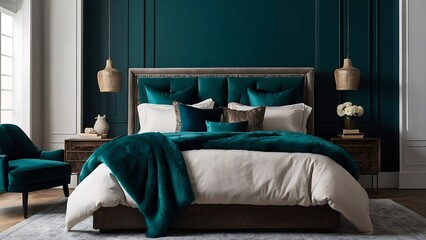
top-left (358, 172), bottom-right (399, 189)
top-left (399, 171), bottom-right (426, 189)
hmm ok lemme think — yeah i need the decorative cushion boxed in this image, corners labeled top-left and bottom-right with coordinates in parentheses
top-left (228, 102), bottom-right (312, 133)
top-left (247, 88), bottom-right (294, 106)
top-left (222, 106), bottom-right (266, 131)
top-left (145, 85), bottom-right (193, 104)
top-left (174, 102), bottom-right (223, 132)
top-left (138, 99), bottom-right (215, 133)
top-left (205, 121), bottom-right (248, 132)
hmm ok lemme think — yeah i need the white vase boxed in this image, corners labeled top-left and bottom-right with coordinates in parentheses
top-left (93, 114), bottom-right (109, 136)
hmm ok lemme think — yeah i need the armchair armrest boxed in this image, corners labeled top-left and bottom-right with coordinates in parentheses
top-left (0, 155), bottom-right (8, 192)
top-left (40, 149), bottom-right (64, 161)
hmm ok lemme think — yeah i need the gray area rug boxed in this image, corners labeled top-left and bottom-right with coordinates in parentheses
top-left (0, 199), bottom-right (425, 239)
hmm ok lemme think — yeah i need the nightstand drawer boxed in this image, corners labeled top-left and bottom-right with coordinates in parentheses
top-left (65, 138), bottom-right (112, 173)
top-left (65, 141), bottom-right (105, 151)
top-left (339, 149), bottom-right (379, 163)
top-left (330, 137), bottom-right (381, 175)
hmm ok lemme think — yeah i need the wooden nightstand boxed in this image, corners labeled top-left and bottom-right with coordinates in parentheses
top-left (330, 137), bottom-right (381, 193)
top-left (64, 138), bottom-right (113, 174)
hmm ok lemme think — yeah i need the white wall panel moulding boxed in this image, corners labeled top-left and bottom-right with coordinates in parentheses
top-left (0, 0), bottom-right (18, 14)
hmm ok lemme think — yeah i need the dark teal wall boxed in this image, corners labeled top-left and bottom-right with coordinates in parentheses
top-left (83, 0), bottom-right (399, 171)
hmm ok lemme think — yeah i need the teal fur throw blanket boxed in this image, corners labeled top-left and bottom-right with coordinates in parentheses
top-left (80, 133), bottom-right (195, 238)
top-left (80, 131), bottom-right (358, 238)
top-left (169, 131), bottom-right (359, 179)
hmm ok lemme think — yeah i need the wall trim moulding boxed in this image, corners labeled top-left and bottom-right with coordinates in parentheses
top-left (399, 0), bottom-right (426, 188)
top-left (404, 141), bottom-right (426, 166)
top-left (399, 172), bottom-right (426, 189)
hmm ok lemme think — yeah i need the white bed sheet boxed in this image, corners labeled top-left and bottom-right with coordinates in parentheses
top-left (65, 149), bottom-right (373, 234)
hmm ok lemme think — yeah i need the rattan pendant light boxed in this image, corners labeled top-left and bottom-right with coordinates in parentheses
top-left (334, 0), bottom-right (360, 90)
top-left (97, 0), bottom-right (122, 92)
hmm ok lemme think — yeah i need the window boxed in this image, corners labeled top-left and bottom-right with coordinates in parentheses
top-left (0, 12), bottom-right (13, 123)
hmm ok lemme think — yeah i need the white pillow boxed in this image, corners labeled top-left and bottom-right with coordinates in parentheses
top-left (227, 102), bottom-right (312, 133)
top-left (138, 98), bottom-right (215, 133)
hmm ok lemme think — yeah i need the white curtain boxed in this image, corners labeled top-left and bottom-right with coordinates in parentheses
top-left (0, 0), bottom-right (18, 14)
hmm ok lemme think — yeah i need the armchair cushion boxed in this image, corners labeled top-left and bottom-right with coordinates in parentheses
top-left (8, 159), bottom-right (70, 191)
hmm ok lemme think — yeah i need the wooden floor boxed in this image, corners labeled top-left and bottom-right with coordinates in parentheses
top-left (368, 188), bottom-right (426, 217)
top-left (0, 188), bottom-right (425, 233)
top-left (0, 188), bottom-right (72, 232)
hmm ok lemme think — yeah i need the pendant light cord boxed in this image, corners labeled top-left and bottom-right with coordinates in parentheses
top-left (346, 0), bottom-right (350, 58)
top-left (108, 0), bottom-right (111, 59)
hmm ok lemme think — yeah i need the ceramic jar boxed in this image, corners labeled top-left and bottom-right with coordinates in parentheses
top-left (93, 114), bottom-right (109, 136)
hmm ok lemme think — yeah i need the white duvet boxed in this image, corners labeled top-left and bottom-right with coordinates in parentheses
top-left (65, 149), bottom-right (373, 234)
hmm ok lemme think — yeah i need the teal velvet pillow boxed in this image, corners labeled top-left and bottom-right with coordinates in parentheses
top-left (145, 85), bottom-right (192, 104)
top-left (174, 102), bottom-right (223, 132)
top-left (205, 121), bottom-right (248, 132)
top-left (247, 88), bottom-right (293, 106)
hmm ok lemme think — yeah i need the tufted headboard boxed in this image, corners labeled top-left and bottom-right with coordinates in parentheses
top-left (128, 67), bottom-right (315, 135)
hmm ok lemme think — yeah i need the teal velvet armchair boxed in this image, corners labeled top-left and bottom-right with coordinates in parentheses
top-left (0, 124), bottom-right (71, 218)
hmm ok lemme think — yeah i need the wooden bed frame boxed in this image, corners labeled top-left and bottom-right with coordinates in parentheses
top-left (93, 67), bottom-right (341, 233)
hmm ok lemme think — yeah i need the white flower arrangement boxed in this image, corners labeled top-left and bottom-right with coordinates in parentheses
top-left (336, 102), bottom-right (364, 117)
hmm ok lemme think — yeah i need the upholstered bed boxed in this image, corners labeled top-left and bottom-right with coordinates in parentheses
top-left (65, 68), bottom-right (372, 237)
